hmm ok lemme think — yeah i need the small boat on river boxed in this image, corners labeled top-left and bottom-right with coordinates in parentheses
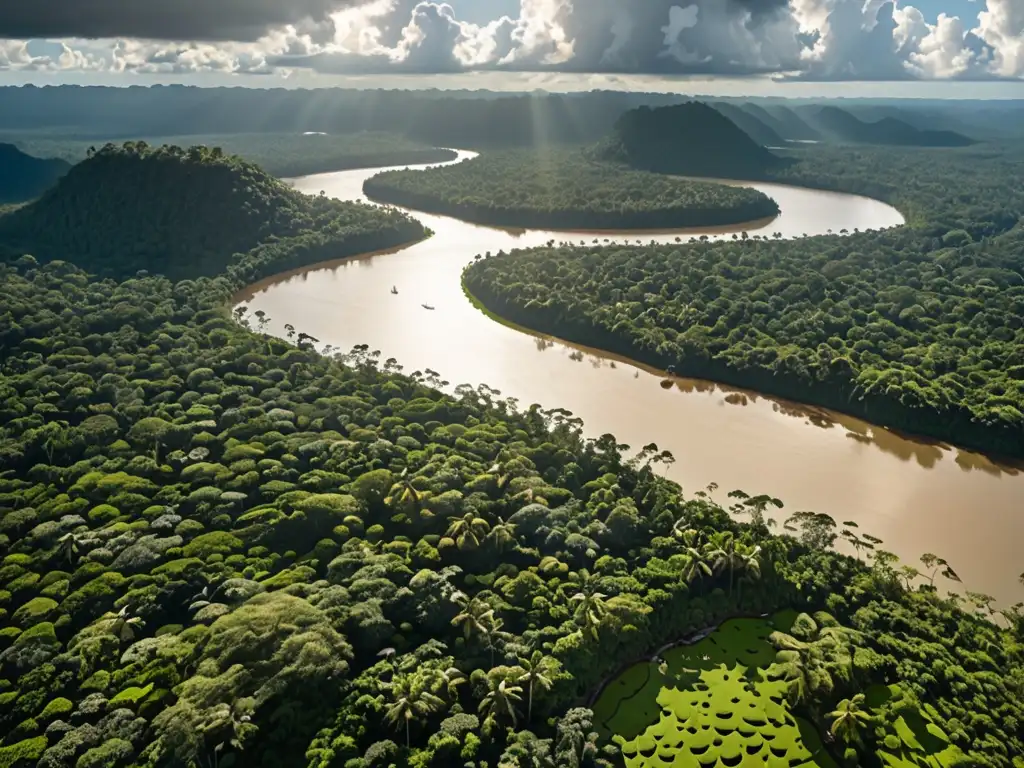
top-left (391, 286), bottom-right (398, 295)
top-left (422, 304), bottom-right (435, 311)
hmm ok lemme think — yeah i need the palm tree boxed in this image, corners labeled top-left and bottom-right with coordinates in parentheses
top-left (675, 529), bottom-right (713, 594)
top-left (57, 532), bottom-right (80, 565)
top-left (446, 513), bottom-right (491, 551)
top-left (517, 651), bottom-right (559, 723)
top-left (966, 591), bottom-right (996, 619)
top-left (482, 616), bottom-right (513, 667)
top-left (430, 665), bottom-right (467, 702)
top-left (708, 532), bottom-right (761, 599)
top-left (735, 544), bottom-right (762, 604)
top-left (386, 468), bottom-right (422, 512)
top-left (104, 605), bottom-right (145, 646)
top-left (385, 674), bottom-right (444, 749)
top-left (487, 522), bottom-right (517, 553)
top-left (450, 592), bottom-right (498, 648)
top-left (829, 694), bottom-right (871, 744)
top-left (562, 569), bottom-right (609, 639)
top-left (569, 588), bottom-right (609, 641)
top-left (841, 529), bottom-right (868, 561)
top-left (480, 677), bottom-right (523, 729)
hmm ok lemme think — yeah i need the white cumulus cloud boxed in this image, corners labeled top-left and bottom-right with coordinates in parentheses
top-left (1, 0), bottom-right (1023, 80)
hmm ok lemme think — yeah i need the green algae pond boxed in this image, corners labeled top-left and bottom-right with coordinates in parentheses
top-left (593, 616), bottom-right (964, 768)
top-left (594, 615), bottom-right (838, 768)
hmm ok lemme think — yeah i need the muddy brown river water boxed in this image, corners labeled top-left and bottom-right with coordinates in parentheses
top-left (235, 151), bottom-right (1024, 607)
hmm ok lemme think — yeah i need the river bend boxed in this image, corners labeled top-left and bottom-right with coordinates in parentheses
top-left (236, 151), bottom-right (1023, 606)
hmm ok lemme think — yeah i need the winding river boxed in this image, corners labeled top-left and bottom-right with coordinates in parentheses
top-left (236, 151), bottom-right (1024, 606)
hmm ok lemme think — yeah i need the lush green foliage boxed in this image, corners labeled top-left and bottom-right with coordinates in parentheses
top-left (5, 133), bottom-right (457, 179)
top-left (0, 134), bottom-right (1022, 768)
top-left (464, 143), bottom-right (1024, 457)
top-left (603, 617), bottom-right (841, 768)
top-left (0, 142), bottom-right (426, 281)
top-left (0, 254), bottom-right (1021, 766)
top-left (0, 144), bottom-right (70, 203)
top-left (364, 150), bottom-right (779, 230)
top-left (598, 614), bottom-right (973, 767)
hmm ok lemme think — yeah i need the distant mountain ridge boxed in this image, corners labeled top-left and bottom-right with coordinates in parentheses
top-left (0, 143), bottom-right (70, 203)
top-left (597, 102), bottom-right (787, 178)
top-left (804, 106), bottom-right (975, 147)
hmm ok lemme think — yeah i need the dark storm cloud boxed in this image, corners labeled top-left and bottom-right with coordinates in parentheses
top-left (0, 0), bottom-right (365, 42)
top-left (533, 0), bottom-right (800, 75)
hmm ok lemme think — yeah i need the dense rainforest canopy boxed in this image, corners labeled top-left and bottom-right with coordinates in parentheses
top-left (464, 141), bottom-right (1024, 458)
top-left (1, 253), bottom-right (1023, 767)
top-left (0, 143), bottom-right (426, 282)
top-left (0, 139), bottom-right (1021, 768)
top-left (363, 151), bottom-right (779, 231)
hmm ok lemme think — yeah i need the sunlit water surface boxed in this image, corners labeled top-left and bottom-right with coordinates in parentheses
top-left (236, 151), bottom-right (1024, 606)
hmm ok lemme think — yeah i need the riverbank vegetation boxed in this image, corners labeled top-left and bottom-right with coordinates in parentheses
top-left (0, 139), bottom-right (1022, 768)
top-left (1, 252), bottom-right (1022, 766)
top-left (3, 132), bottom-right (457, 179)
top-left (364, 150), bottom-right (780, 230)
top-left (0, 142), bottom-right (427, 282)
top-left (464, 141), bottom-right (1024, 458)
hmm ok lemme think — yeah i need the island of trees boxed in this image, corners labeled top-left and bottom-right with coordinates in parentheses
top-left (364, 149), bottom-right (779, 231)
top-left (0, 138), bottom-right (1021, 768)
top-left (463, 121), bottom-right (1024, 459)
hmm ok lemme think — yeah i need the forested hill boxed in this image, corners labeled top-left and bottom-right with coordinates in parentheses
top-left (597, 102), bottom-right (788, 178)
top-left (0, 142), bottom-right (426, 282)
top-left (0, 143), bottom-right (70, 203)
top-left (710, 103), bottom-right (786, 148)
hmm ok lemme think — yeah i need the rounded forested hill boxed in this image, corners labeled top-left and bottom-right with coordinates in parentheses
top-left (596, 101), bottom-right (789, 178)
top-left (363, 150), bottom-right (780, 230)
top-left (0, 142), bottom-right (426, 282)
top-left (7, 132), bottom-right (459, 179)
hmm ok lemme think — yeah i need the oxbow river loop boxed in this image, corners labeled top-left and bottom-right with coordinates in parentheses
top-left (236, 150), bottom-right (1024, 606)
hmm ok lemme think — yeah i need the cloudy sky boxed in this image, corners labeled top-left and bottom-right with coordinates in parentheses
top-left (2, 0), bottom-right (1024, 95)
